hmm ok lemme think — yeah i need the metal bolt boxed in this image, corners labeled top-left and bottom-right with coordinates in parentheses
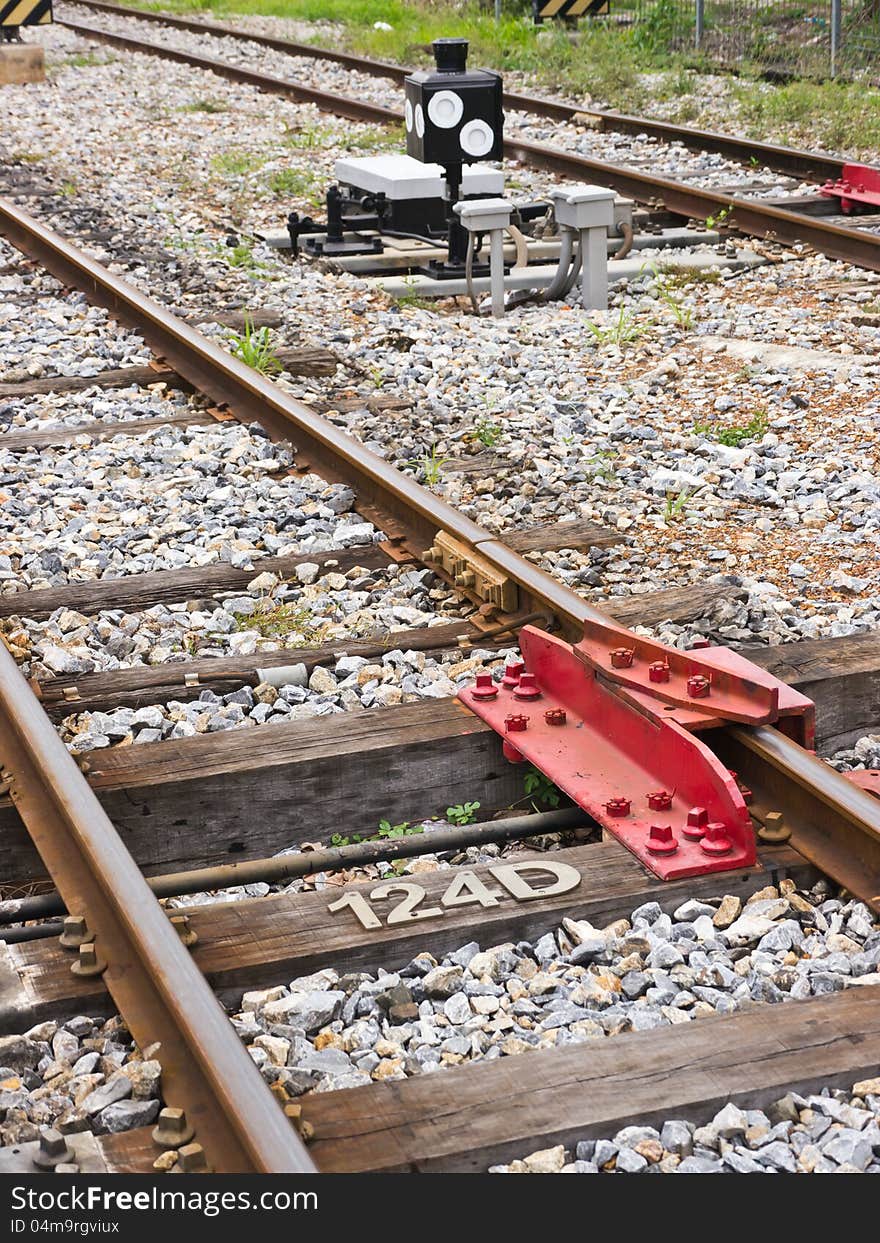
top-left (170, 913), bottom-right (198, 948)
top-left (729, 770), bottom-right (753, 804)
top-left (683, 806), bottom-right (709, 840)
top-left (471, 673), bottom-right (499, 701)
top-left (758, 811), bottom-right (791, 844)
top-left (604, 797), bottom-right (631, 817)
top-left (152, 1107), bottom-right (194, 1150)
top-left (70, 941), bottom-right (107, 977)
top-left (32, 1127), bottom-right (74, 1170)
top-left (175, 1143), bottom-right (210, 1174)
top-left (421, 545), bottom-right (441, 562)
top-left (699, 822), bottom-right (732, 855)
top-left (59, 915), bottom-right (89, 951)
top-left (610, 647), bottom-right (635, 669)
top-left (513, 673), bottom-right (541, 701)
top-left (646, 824), bottom-right (678, 855)
top-left (648, 661), bottom-right (670, 683)
top-left (647, 790), bottom-right (673, 811)
top-left (543, 708), bottom-right (566, 726)
top-left (501, 661), bottom-right (524, 689)
top-left (687, 674), bottom-right (711, 698)
top-left (504, 714), bottom-right (528, 732)
top-left (455, 571), bottom-right (476, 588)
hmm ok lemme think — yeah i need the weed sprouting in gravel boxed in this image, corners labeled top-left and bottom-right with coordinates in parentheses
top-left (228, 316), bottom-right (283, 376)
top-left (585, 305), bottom-right (647, 348)
top-left (211, 148), bottom-right (266, 178)
top-left (407, 444), bottom-right (451, 487)
top-left (178, 98), bottom-right (228, 113)
top-left (446, 801), bottom-right (481, 826)
top-left (472, 417), bottom-right (503, 448)
top-left (694, 410), bottom-right (769, 447)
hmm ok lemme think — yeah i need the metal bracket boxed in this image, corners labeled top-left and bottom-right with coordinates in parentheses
top-left (459, 623), bottom-right (814, 881)
top-left (423, 530), bottom-right (517, 611)
top-left (820, 163), bottom-right (880, 213)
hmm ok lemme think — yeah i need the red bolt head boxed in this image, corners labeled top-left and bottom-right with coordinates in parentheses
top-left (648, 661), bottom-right (670, 683)
top-left (646, 824), bottom-right (678, 855)
top-left (683, 805), bottom-right (709, 840)
top-left (544, 708), bottom-right (567, 726)
top-left (604, 797), bottom-right (631, 818)
top-left (513, 672), bottom-right (542, 700)
top-left (687, 674), bottom-right (710, 698)
top-left (699, 822), bottom-right (733, 855)
top-left (471, 673), bottom-right (498, 701)
top-left (647, 790), bottom-right (673, 811)
top-left (501, 661), bottom-right (524, 689)
top-left (610, 647), bottom-right (635, 669)
top-left (504, 714), bottom-right (528, 733)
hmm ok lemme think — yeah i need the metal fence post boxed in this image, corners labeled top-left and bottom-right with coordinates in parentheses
top-left (495, 0), bottom-right (502, 20)
top-left (695, 0), bottom-right (705, 48)
top-left (830, 0), bottom-right (841, 75)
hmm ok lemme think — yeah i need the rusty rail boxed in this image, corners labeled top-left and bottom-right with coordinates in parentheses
top-left (0, 641), bottom-right (315, 1173)
top-left (66, 0), bottom-right (845, 184)
top-left (58, 16), bottom-right (880, 274)
top-left (4, 194), bottom-right (880, 916)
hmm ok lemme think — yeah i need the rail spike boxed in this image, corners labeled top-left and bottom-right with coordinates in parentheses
top-left (459, 621), bottom-right (815, 882)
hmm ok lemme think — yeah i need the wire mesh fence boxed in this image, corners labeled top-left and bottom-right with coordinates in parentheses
top-left (630, 0), bottom-right (880, 77)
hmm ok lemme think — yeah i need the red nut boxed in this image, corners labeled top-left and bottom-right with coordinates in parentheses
top-left (647, 790), bottom-right (673, 812)
top-left (471, 673), bottom-right (498, 701)
top-left (687, 674), bottom-right (711, 698)
top-left (648, 661), bottom-right (670, 683)
top-left (501, 662), bottom-right (524, 689)
top-left (699, 822), bottom-right (732, 855)
top-left (646, 824), bottom-right (678, 855)
top-left (604, 797), bottom-right (631, 818)
top-left (544, 708), bottom-right (567, 726)
top-left (610, 647), bottom-right (635, 669)
top-left (683, 806), bottom-right (708, 840)
top-left (504, 714), bottom-right (528, 732)
top-left (513, 673), bottom-right (542, 700)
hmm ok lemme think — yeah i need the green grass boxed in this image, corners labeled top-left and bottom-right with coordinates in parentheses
top-left (267, 167), bottom-right (321, 202)
top-left (124, 0), bottom-right (880, 153)
top-left (228, 316), bottom-right (284, 375)
top-left (694, 409), bottom-right (769, 447)
top-left (178, 98), bottom-right (228, 113)
top-left (211, 148), bottom-right (266, 178)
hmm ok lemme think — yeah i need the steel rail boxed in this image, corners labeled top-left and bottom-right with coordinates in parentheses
top-left (59, 18), bottom-right (880, 273)
top-left (4, 197), bottom-right (880, 913)
top-left (0, 642), bottom-right (315, 1172)
top-left (0, 195), bottom-right (604, 636)
top-left (66, 0), bottom-right (845, 183)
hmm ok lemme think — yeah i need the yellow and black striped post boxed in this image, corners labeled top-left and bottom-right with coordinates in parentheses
top-left (1, 0), bottom-right (52, 41)
top-left (533, 0), bottom-right (609, 21)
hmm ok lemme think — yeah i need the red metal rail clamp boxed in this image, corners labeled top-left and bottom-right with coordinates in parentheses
top-left (459, 620), bottom-right (814, 881)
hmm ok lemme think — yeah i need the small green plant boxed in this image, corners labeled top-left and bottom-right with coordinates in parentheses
top-left (232, 602), bottom-right (326, 643)
top-left (705, 205), bottom-right (734, 230)
top-left (377, 818), bottom-right (417, 839)
top-left (408, 444), bottom-right (450, 487)
top-left (67, 52), bottom-right (107, 68)
top-left (178, 98), bottom-right (227, 113)
top-left (213, 241), bottom-right (268, 274)
top-left (473, 417), bottom-right (503, 448)
top-left (446, 801), bottom-right (480, 826)
top-left (587, 448), bottom-right (618, 482)
top-left (211, 148), bottom-right (265, 178)
top-left (523, 767), bottom-right (562, 811)
top-left (585, 305), bottom-right (647, 348)
top-left (268, 168), bottom-right (320, 200)
top-left (694, 409), bottom-right (769, 447)
top-left (393, 274), bottom-right (431, 310)
top-left (228, 315), bottom-right (283, 377)
top-left (59, 181), bottom-right (78, 199)
top-left (663, 485), bottom-right (701, 524)
top-left (10, 151), bottom-right (43, 164)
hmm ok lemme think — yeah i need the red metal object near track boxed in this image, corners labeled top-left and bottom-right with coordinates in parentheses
top-left (820, 163), bottom-right (880, 213)
top-left (459, 624), bottom-right (814, 881)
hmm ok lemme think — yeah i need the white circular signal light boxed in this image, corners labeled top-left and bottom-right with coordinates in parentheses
top-left (459, 119), bottom-right (495, 158)
top-left (415, 103), bottom-right (425, 138)
top-left (404, 98), bottom-right (414, 132)
top-left (427, 89), bottom-right (464, 129)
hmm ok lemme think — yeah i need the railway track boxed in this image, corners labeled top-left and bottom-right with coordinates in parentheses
top-left (2, 189), bottom-right (880, 1176)
top-left (54, 0), bottom-right (880, 273)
